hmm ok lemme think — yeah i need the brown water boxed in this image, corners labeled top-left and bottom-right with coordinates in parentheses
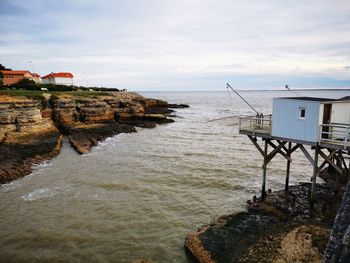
top-left (0, 90), bottom-right (349, 262)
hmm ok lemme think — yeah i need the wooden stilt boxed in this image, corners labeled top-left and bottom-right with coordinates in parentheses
top-left (338, 152), bottom-right (349, 180)
top-left (285, 142), bottom-right (292, 192)
top-left (248, 136), bottom-right (264, 157)
top-left (311, 144), bottom-right (319, 204)
top-left (335, 152), bottom-right (342, 191)
top-left (262, 139), bottom-right (268, 199)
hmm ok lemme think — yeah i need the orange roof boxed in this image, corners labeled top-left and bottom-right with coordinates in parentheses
top-left (42, 72), bottom-right (73, 79)
top-left (0, 70), bottom-right (32, 75)
top-left (31, 73), bottom-right (41, 77)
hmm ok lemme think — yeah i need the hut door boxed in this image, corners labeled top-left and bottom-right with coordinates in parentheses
top-left (322, 104), bottom-right (332, 139)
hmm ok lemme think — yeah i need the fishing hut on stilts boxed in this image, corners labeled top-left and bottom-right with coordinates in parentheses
top-left (228, 84), bottom-right (350, 204)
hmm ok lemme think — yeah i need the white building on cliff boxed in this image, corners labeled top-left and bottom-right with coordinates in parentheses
top-left (42, 72), bottom-right (74, 86)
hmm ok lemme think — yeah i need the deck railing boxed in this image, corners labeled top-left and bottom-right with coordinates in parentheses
top-left (239, 115), bottom-right (272, 135)
top-left (319, 123), bottom-right (350, 149)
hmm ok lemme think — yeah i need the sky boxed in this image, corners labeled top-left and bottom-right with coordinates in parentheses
top-left (0, 0), bottom-right (350, 91)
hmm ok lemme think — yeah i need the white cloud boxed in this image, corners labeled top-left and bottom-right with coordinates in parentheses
top-left (0, 0), bottom-right (349, 90)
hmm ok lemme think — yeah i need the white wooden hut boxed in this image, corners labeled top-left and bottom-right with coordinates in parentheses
top-left (272, 97), bottom-right (350, 147)
top-left (239, 96), bottom-right (350, 201)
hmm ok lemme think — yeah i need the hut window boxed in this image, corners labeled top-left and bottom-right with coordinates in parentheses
top-left (299, 107), bottom-right (306, 119)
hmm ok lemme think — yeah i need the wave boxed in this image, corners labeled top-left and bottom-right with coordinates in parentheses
top-left (20, 188), bottom-right (59, 201)
top-left (32, 160), bottom-right (53, 169)
top-left (0, 181), bottom-right (22, 193)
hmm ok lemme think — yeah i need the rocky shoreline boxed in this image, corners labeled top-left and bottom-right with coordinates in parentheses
top-left (0, 91), bottom-right (188, 184)
top-left (185, 177), bottom-right (349, 263)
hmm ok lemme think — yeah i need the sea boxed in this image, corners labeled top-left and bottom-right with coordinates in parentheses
top-left (0, 90), bottom-right (349, 263)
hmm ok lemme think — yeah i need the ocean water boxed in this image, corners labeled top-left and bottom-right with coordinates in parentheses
top-left (0, 90), bottom-right (349, 263)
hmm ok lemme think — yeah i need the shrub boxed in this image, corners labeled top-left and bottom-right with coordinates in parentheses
top-left (10, 78), bottom-right (39, 90)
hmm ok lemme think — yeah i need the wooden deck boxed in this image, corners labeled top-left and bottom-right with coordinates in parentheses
top-left (239, 116), bottom-right (272, 137)
top-left (239, 116), bottom-right (350, 151)
top-left (319, 123), bottom-right (350, 151)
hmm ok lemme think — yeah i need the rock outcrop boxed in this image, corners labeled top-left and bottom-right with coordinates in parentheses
top-left (49, 92), bottom-right (185, 154)
top-left (324, 182), bottom-right (350, 262)
top-left (185, 183), bottom-right (344, 263)
top-left (0, 94), bottom-right (62, 184)
top-left (275, 225), bottom-right (329, 263)
top-left (0, 92), bottom-right (188, 183)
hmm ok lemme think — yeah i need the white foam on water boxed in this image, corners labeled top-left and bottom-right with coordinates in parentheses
top-left (20, 187), bottom-right (59, 201)
top-left (0, 181), bottom-right (22, 193)
top-left (32, 160), bottom-right (53, 169)
top-left (88, 134), bottom-right (122, 155)
top-left (99, 135), bottom-right (120, 146)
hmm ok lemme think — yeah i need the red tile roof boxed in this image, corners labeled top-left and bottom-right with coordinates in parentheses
top-left (31, 73), bottom-right (41, 77)
top-left (0, 70), bottom-right (32, 75)
top-left (42, 72), bottom-right (74, 79)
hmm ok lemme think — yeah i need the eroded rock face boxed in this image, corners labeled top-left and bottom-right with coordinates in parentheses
top-left (0, 99), bottom-right (53, 140)
top-left (324, 182), bottom-right (350, 262)
top-left (0, 95), bottom-right (62, 183)
top-left (49, 93), bottom-right (180, 154)
top-left (0, 92), bottom-right (188, 183)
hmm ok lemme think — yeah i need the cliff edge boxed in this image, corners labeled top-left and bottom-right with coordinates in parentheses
top-left (0, 91), bottom-right (188, 184)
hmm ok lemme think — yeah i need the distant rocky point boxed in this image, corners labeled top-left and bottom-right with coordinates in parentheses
top-left (0, 91), bottom-right (188, 184)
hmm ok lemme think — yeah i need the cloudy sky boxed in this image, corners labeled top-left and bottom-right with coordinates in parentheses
top-left (0, 0), bottom-right (349, 91)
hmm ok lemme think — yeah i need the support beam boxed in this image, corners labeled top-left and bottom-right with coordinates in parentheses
top-left (311, 145), bottom-right (320, 203)
top-left (277, 140), bottom-right (299, 155)
top-left (299, 144), bottom-right (315, 167)
top-left (266, 140), bottom-right (291, 163)
top-left (317, 149), bottom-right (337, 174)
top-left (265, 141), bottom-right (288, 165)
top-left (285, 142), bottom-right (292, 192)
top-left (276, 140), bottom-right (288, 156)
top-left (277, 140), bottom-right (289, 153)
top-left (290, 144), bottom-right (300, 154)
top-left (319, 149), bottom-right (343, 174)
top-left (248, 135), bottom-right (264, 157)
top-left (262, 139), bottom-right (268, 199)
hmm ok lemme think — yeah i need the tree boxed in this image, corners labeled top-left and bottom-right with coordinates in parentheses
top-left (0, 64), bottom-right (10, 70)
top-left (11, 78), bottom-right (38, 90)
top-left (0, 71), bottom-right (3, 88)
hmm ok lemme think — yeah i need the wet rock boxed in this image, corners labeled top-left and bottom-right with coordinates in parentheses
top-left (68, 123), bottom-right (136, 154)
top-left (319, 168), bottom-right (348, 188)
top-left (248, 183), bottom-right (341, 223)
top-left (144, 106), bottom-right (174, 115)
top-left (185, 183), bottom-right (344, 263)
top-left (185, 212), bottom-right (279, 263)
top-left (168, 103), bottom-right (190, 109)
top-left (185, 230), bottom-right (216, 263)
top-left (324, 182), bottom-right (350, 262)
top-left (131, 259), bottom-right (154, 263)
top-left (0, 131), bottom-right (63, 184)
